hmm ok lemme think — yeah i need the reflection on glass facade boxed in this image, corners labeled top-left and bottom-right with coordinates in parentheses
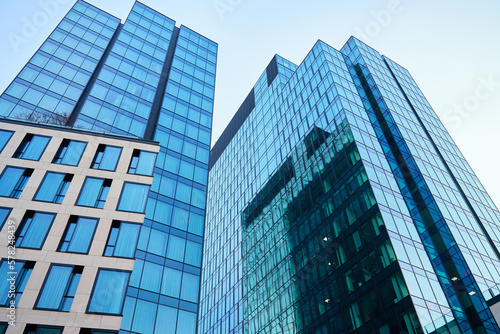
top-left (0, 1), bottom-right (120, 121)
top-left (201, 38), bottom-right (500, 333)
top-left (0, 1), bottom-right (216, 333)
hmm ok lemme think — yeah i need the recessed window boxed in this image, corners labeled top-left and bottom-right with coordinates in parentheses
top-left (0, 130), bottom-right (13, 154)
top-left (0, 167), bottom-right (33, 198)
top-left (16, 211), bottom-right (56, 249)
top-left (128, 149), bottom-right (156, 176)
top-left (58, 216), bottom-right (99, 254)
top-left (0, 207), bottom-right (12, 231)
top-left (0, 260), bottom-right (34, 307)
top-left (87, 269), bottom-right (129, 315)
top-left (76, 177), bottom-right (112, 209)
top-left (104, 221), bottom-right (140, 258)
top-left (34, 172), bottom-right (73, 203)
top-left (36, 264), bottom-right (82, 312)
top-left (91, 144), bottom-right (122, 171)
top-left (117, 182), bottom-right (150, 213)
top-left (13, 134), bottom-right (50, 160)
top-left (53, 139), bottom-right (86, 166)
top-left (79, 329), bottom-right (118, 334)
top-left (23, 324), bottom-right (63, 334)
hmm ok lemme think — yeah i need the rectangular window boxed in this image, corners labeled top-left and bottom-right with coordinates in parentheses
top-left (58, 216), bottom-right (98, 254)
top-left (13, 134), bottom-right (51, 160)
top-left (0, 207), bottom-right (12, 231)
top-left (0, 260), bottom-right (34, 306)
top-left (91, 144), bottom-right (122, 171)
top-left (0, 130), bottom-right (13, 153)
top-left (79, 329), bottom-right (118, 334)
top-left (34, 172), bottom-right (73, 203)
top-left (23, 324), bottom-right (63, 334)
top-left (36, 264), bottom-right (82, 312)
top-left (53, 139), bottom-right (86, 166)
top-left (16, 211), bottom-right (55, 249)
top-left (104, 221), bottom-right (140, 258)
top-left (128, 149), bottom-right (156, 176)
top-left (87, 269), bottom-right (130, 315)
top-left (0, 167), bottom-right (33, 198)
top-left (76, 177), bottom-right (112, 208)
top-left (117, 182), bottom-right (150, 213)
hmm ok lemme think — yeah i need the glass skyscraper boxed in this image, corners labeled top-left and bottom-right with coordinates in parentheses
top-left (0, 1), bottom-right (216, 333)
top-left (201, 39), bottom-right (500, 333)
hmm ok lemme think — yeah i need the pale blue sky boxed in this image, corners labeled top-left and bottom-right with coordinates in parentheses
top-left (1, 0), bottom-right (499, 205)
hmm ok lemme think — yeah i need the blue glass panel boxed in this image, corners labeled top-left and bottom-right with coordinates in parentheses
top-left (0, 167), bottom-right (27, 198)
top-left (118, 182), bottom-right (150, 213)
top-left (88, 270), bottom-right (129, 314)
top-left (0, 207), bottom-right (11, 231)
top-left (14, 135), bottom-right (50, 160)
top-left (131, 299), bottom-right (156, 333)
top-left (37, 265), bottom-right (72, 309)
top-left (161, 267), bottom-right (181, 298)
top-left (77, 177), bottom-right (110, 208)
top-left (59, 217), bottom-right (98, 254)
top-left (176, 310), bottom-right (196, 334)
top-left (34, 172), bottom-right (67, 203)
top-left (0, 130), bottom-right (13, 153)
top-left (155, 305), bottom-right (178, 334)
top-left (180, 273), bottom-right (199, 303)
top-left (53, 140), bottom-right (86, 166)
top-left (113, 223), bottom-right (140, 258)
top-left (16, 212), bottom-right (55, 249)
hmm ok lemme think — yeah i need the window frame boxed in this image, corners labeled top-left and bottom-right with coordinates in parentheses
top-left (15, 210), bottom-right (56, 250)
top-left (57, 215), bottom-right (99, 255)
top-left (0, 166), bottom-right (33, 199)
top-left (34, 263), bottom-right (83, 312)
top-left (86, 268), bottom-right (131, 316)
top-left (52, 138), bottom-right (87, 166)
top-left (90, 144), bottom-right (122, 172)
top-left (23, 324), bottom-right (64, 334)
top-left (103, 220), bottom-right (140, 259)
top-left (13, 133), bottom-right (51, 161)
top-left (0, 259), bottom-right (35, 307)
top-left (76, 177), bottom-right (112, 209)
top-left (0, 207), bottom-right (12, 231)
top-left (116, 181), bottom-right (150, 213)
top-left (33, 172), bottom-right (73, 204)
top-left (0, 130), bottom-right (14, 154)
top-left (127, 149), bottom-right (157, 176)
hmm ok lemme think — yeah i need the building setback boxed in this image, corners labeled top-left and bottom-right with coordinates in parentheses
top-left (201, 39), bottom-right (500, 333)
top-left (0, 1), bottom-right (216, 333)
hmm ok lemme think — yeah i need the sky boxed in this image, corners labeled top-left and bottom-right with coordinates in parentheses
top-left (0, 0), bottom-right (499, 206)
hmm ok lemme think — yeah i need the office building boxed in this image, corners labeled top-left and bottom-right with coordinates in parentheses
top-left (0, 1), bottom-right (216, 333)
top-left (0, 118), bottom-right (159, 333)
top-left (200, 39), bottom-right (500, 333)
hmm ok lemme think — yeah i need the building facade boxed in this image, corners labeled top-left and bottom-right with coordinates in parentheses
top-left (200, 39), bottom-right (500, 333)
top-left (0, 1), bottom-right (216, 333)
top-left (0, 118), bottom-right (159, 333)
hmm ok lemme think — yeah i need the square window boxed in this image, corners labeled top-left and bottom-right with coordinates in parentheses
top-left (91, 144), bottom-right (122, 171)
top-left (34, 172), bottom-right (73, 203)
top-left (36, 264), bottom-right (82, 312)
top-left (76, 177), bottom-right (112, 209)
top-left (58, 216), bottom-right (98, 254)
top-left (117, 182), bottom-right (150, 213)
top-left (0, 167), bottom-right (33, 198)
top-left (16, 211), bottom-right (55, 249)
top-left (53, 139), bottom-right (87, 166)
top-left (103, 220), bottom-right (140, 258)
top-left (128, 149), bottom-right (156, 176)
top-left (13, 134), bottom-right (51, 160)
top-left (87, 269), bottom-right (130, 315)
